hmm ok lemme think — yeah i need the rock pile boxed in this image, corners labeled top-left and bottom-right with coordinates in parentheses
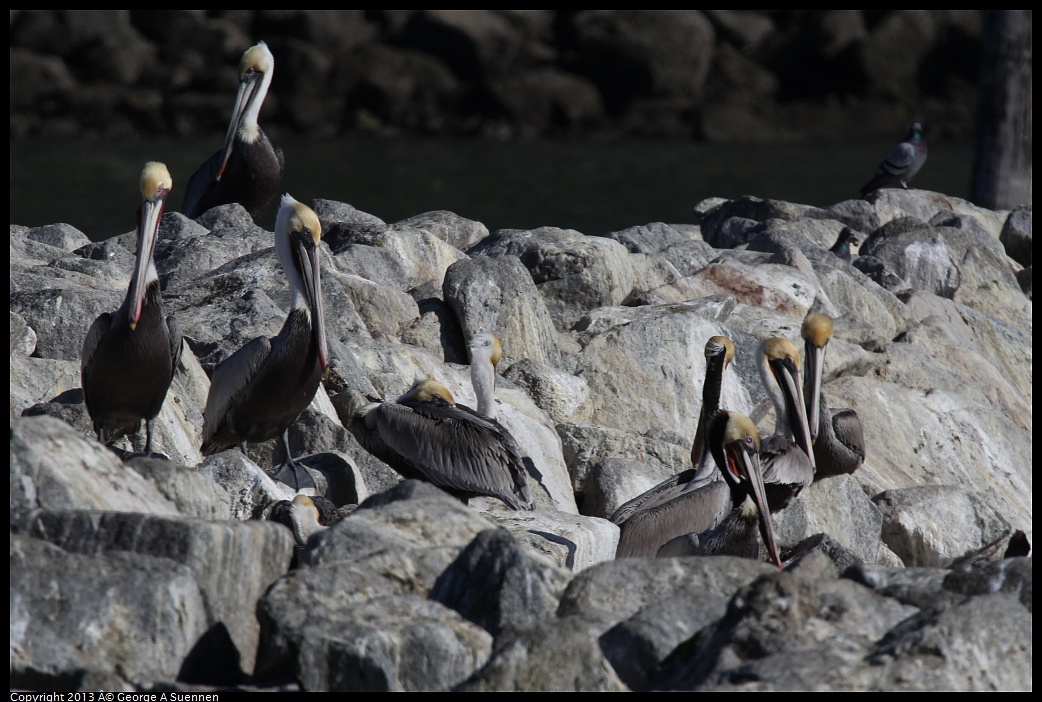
top-left (10, 187), bottom-right (1031, 691)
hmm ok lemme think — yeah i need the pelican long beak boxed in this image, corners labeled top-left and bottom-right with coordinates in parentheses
top-left (293, 231), bottom-right (328, 370)
top-left (217, 70), bottom-right (263, 180)
top-left (771, 355), bottom-right (816, 472)
top-left (727, 439), bottom-right (783, 569)
top-left (803, 340), bottom-right (825, 443)
top-left (129, 194), bottom-right (165, 330)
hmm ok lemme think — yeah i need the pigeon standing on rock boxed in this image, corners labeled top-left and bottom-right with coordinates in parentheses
top-left (860, 121), bottom-right (927, 195)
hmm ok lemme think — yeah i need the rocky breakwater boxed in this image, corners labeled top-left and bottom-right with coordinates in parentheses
top-left (10, 188), bottom-right (1031, 691)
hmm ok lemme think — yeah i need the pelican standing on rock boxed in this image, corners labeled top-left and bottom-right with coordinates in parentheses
top-left (468, 331), bottom-right (504, 419)
top-left (801, 313), bottom-right (865, 477)
top-left (757, 337), bottom-right (815, 511)
top-left (81, 161), bottom-right (182, 457)
top-left (344, 377), bottom-right (534, 511)
top-left (611, 336), bottom-right (734, 533)
top-left (618, 410), bottom-right (782, 569)
top-left (201, 195), bottom-right (327, 488)
top-left (182, 41), bottom-right (284, 222)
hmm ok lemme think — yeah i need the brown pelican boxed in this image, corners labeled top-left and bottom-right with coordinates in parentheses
top-left (611, 336), bottom-right (734, 530)
top-left (269, 494), bottom-right (346, 547)
top-left (801, 313), bottom-right (865, 477)
top-left (344, 377), bottom-right (534, 511)
top-left (757, 337), bottom-right (815, 511)
top-left (182, 41), bottom-right (283, 222)
top-left (619, 411), bottom-right (782, 569)
top-left (201, 195), bottom-right (328, 488)
top-left (81, 161), bottom-right (182, 456)
top-left (468, 331), bottom-right (503, 419)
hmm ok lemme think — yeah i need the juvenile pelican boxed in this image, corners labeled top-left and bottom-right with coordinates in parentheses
top-left (468, 331), bottom-right (503, 419)
top-left (344, 378), bottom-right (534, 511)
top-left (611, 336), bottom-right (734, 530)
top-left (618, 411), bottom-right (782, 569)
top-left (201, 195), bottom-right (328, 487)
top-left (757, 337), bottom-right (815, 511)
top-left (182, 41), bottom-right (283, 222)
top-left (81, 162), bottom-right (182, 456)
top-left (801, 314), bottom-right (865, 477)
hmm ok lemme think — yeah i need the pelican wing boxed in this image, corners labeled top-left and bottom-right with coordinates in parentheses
top-left (182, 148), bottom-right (222, 219)
top-left (81, 311), bottom-right (114, 376)
top-left (814, 405), bottom-right (865, 477)
top-left (611, 467), bottom-right (723, 525)
top-left (374, 400), bottom-right (533, 510)
top-left (166, 314), bottom-right (184, 380)
top-left (615, 479), bottom-right (731, 558)
top-left (201, 335), bottom-right (271, 452)
top-left (760, 435), bottom-right (813, 511)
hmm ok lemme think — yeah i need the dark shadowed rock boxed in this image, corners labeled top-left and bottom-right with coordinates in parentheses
top-left (430, 528), bottom-right (571, 641)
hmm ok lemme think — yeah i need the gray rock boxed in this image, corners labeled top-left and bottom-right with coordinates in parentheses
top-left (457, 611), bottom-right (627, 692)
top-left (10, 534), bottom-right (211, 689)
top-left (999, 205), bottom-right (1031, 267)
top-left (469, 226), bottom-right (638, 331)
top-left (443, 254), bottom-right (563, 367)
top-left (430, 528), bottom-right (571, 640)
top-left (868, 593), bottom-right (1031, 691)
top-left (25, 510), bottom-right (294, 676)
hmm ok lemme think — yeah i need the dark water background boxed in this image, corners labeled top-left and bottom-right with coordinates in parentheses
top-left (10, 137), bottom-right (974, 241)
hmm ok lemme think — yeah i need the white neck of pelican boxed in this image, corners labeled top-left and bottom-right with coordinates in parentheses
top-left (471, 353), bottom-right (497, 419)
top-left (759, 346), bottom-right (796, 440)
top-left (275, 197), bottom-right (311, 314)
top-left (238, 66), bottom-right (271, 143)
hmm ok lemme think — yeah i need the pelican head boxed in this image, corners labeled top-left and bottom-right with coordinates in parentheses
top-left (399, 377), bottom-right (455, 406)
top-left (708, 410), bottom-right (782, 569)
top-left (129, 162), bottom-right (172, 330)
top-left (801, 313), bottom-right (834, 441)
top-left (759, 337), bottom-right (815, 469)
top-left (219, 41), bottom-right (275, 177)
top-left (469, 331), bottom-right (503, 368)
top-left (691, 335), bottom-right (736, 471)
top-left (275, 195), bottom-right (327, 370)
top-left (706, 335), bottom-right (735, 369)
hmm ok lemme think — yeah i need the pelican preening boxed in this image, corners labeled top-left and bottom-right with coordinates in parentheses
top-left (182, 41), bottom-right (284, 222)
top-left (619, 411), bottom-right (782, 569)
top-left (801, 314), bottom-right (865, 477)
top-left (81, 162), bottom-right (182, 456)
top-left (201, 195), bottom-right (328, 487)
top-left (757, 337), bottom-right (815, 511)
top-left (611, 336), bottom-right (734, 531)
top-left (344, 377), bottom-right (534, 511)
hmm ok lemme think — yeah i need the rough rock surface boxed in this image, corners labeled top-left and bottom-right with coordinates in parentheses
top-left (9, 187), bottom-right (1031, 691)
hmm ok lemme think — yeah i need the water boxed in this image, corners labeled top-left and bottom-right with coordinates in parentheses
top-left (10, 136), bottom-right (975, 241)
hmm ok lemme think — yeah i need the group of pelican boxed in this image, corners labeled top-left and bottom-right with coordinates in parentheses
top-left (80, 162), bottom-right (328, 481)
top-left (612, 323), bottom-right (864, 568)
top-left (81, 43), bottom-right (326, 484)
top-left (79, 41), bottom-right (867, 565)
top-left (81, 40), bottom-right (537, 511)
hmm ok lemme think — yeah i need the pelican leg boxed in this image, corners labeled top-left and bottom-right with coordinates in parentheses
top-left (144, 419), bottom-right (155, 457)
top-left (274, 430), bottom-right (316, 491)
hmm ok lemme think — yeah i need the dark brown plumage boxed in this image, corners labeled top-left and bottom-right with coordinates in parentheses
top-left (81, 162), bottom-right (182, 456)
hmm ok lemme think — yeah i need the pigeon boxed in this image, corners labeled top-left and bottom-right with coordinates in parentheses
top-left (860, 121), bottom-right (927, 195)
top-left (829, 226), bottom-right (863, 261)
